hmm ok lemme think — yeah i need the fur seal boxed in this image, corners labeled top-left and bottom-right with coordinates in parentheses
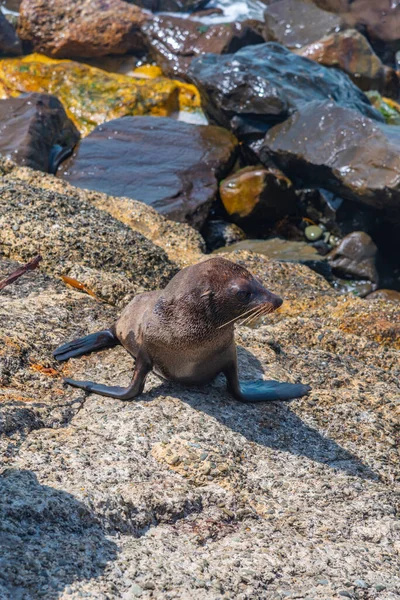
top-left (54, 257), bottom-right (310, 402)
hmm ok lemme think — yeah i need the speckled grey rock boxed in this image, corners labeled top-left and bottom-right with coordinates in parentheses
top-left (1, 164), bottom-right (399, 600)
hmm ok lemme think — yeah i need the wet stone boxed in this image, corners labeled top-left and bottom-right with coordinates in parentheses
top-left (263, 0), bottom-right (343, 50)
top-left (328, 232), bottom-right (378, 284)
top-left (305, 225), bottom-right (323, 242)
top-left (188, 43), bottom-right (382, 151)
top-left (59, 116), bottom-right (238, 229)
top-left (219, 165), bottom-right (297, 233)
top-left (297, 29), bottom-right (397, 96)
top-left (0, 93), bottom-right (79, 173)
top-left (125, 0), bottom-right (208, 11)
top-left (17, 0), bottom-right (148, 58)
top-left (143, 15), bottom-right (264, 80)
top-left (201, 220), bottom-right (246, 252)
top-left (261, 100), bottom-right (400, 212)
top-left (0, 10), bottom-right (22, 56)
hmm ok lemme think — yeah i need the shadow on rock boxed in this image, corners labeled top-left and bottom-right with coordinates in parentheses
top-left (0, 469), bottom-right (118, 599)
top-left (146, 346), bottom-right (378, 482)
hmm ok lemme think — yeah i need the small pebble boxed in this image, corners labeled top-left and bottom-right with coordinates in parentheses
top-left (375, 584), bottom-right (386, 592)
top-left (354, 580), bottom-right (368, 588)
top-left (338, 591), bottom-right (352, 598)
top-left (305, 225), bottom-right (323, 241)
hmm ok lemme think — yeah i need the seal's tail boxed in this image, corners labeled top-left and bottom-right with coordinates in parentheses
top-left (53, 329), bottom-right (119, 362)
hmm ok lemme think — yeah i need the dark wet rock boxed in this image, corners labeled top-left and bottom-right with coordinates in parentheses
top-left (188, 43), bottom-right (382, 150)
top-left (0, 10), bottom-right (21, 55)
top-left (201, 219), bottom-right (246, 252)
top-left (298, 29), bottom-right (399, 96)
top-left (143, 15), bottom-right (264, 80)
top-left (0, 93), bottom-right (80, 173)
top-left (328, 231), bottom-right (378, 284)
top-left (313, 0), bottom-right (349, 10)
top-left (18, 0), bottom-right (148, 58)
top-left (125, 0), bottom-right (208, 11)
top-left (263, 0), bottom-right (343, 50)
top-left (343, 1), bottom-right (400, 63)
top-left (59, 116), bottom-right (238, 229)
top-left (367, 289), bottom-right (400, 302)
top-left (219, 165), bottom-right (297, 233)
top-left (261, 100), bottom-right (400, 211)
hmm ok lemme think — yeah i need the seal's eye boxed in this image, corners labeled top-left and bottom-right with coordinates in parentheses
top-left (236, 290), bottom-right (251, 303)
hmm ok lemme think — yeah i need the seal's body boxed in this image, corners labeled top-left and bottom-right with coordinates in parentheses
top-left (54, 258), bottom-right (310, 402)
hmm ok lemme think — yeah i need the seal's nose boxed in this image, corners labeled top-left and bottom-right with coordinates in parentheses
top-left (274, 295), bottom-right (283, 309)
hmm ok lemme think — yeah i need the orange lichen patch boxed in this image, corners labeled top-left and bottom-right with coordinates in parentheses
top-left (29, 363), bottom-right (59, 377)
top-left (382, 97), bottom-right (400, 112)
top-left (132, 64), bottom-right (163, 79)
top-left (0, 54), bottom-right (202, 136)
top-left (339, 316), bottom-right (400, 348)
top-left (0, 390), bottom-right (37, 403)
top-left (329, 299), bottom-right (400, 348)
top-left (61, 275), bottom-right (102, 301)
top-left (1, 336), bottom-right (24, 352)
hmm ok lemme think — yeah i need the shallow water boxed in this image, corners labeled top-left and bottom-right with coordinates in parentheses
top-left (163, 0), bottom-right (267, 23)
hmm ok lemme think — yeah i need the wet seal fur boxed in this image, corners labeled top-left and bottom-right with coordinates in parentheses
top-left (54, 257), bottom-right (310, 402)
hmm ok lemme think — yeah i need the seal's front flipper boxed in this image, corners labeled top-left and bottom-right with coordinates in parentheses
top-left (223, 360), bottom-right (310, 402)
top-left (53, 329), bottom-right (119, 361)
top-left (63, 350), bottom-right (152, 401)
top-left (238, 380), bottom-right (311, 402)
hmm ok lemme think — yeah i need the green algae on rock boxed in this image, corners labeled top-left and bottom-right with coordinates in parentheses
top-left (0, 53), bottom-right (202, 136)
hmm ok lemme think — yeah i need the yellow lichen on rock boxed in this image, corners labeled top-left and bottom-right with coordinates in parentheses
top-left (0, 54), bottom-right (203, 136)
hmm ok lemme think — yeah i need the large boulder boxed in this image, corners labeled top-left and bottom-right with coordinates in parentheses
top-left (188, 43), bottom-right (382, 150)
top-left (0, 11), bottom-right (22, 56)
top-left (260, 100), bottom-right (400, 211)
top-left (297, 29), bottom-right (399, 96)
top-left (263, 0), bottom-right (343, 49)
top-left (0, 54), bottom-right (202, 136)
top-left (17, 0), bottom-right (148, 58)
top-left (0, 167), bottom-right (178, 305)
top-left (0, 93), bottom-right (79, 173)
top-left (0, 160), bottom-right (399, 598)
top-left (143, 15), bottom-right (264, 80)
top-left (58, 116), bottom-right (238, 228)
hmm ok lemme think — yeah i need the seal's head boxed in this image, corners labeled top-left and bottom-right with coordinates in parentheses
top-left (163, 257), bottom-right (282, 330)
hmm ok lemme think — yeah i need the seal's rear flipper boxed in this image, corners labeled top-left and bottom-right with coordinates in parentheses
top-left (63, 350), bottom-right (152, 401)
top-left (53, 329), bottom-right (119, 361)
top-left (239, 380), bottom-right (311, 402)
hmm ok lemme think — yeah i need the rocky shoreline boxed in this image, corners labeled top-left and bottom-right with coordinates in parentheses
top-left (0, 0), bottom-right (400, 598)
top-left (1, 162), bottom-right (400, 599)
